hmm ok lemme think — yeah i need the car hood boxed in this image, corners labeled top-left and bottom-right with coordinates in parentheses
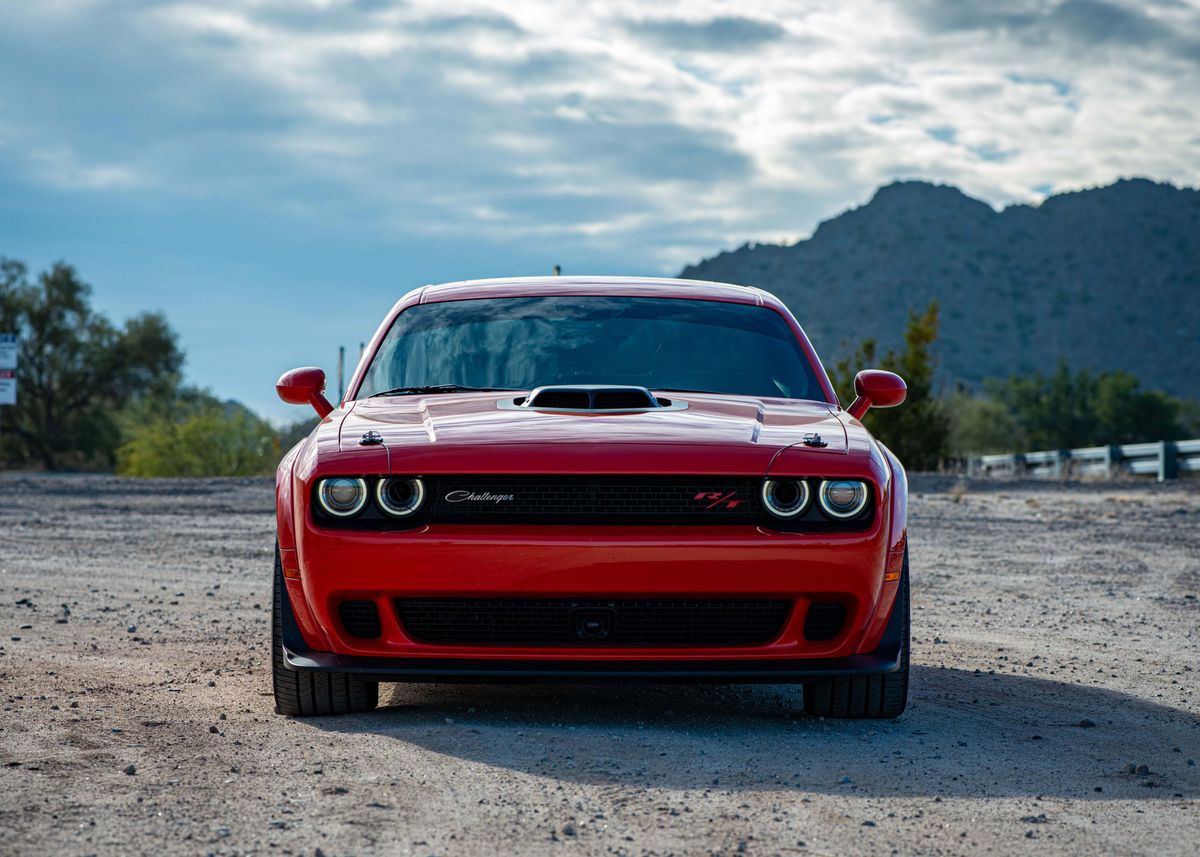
top-left (328, 392), bottom-right (857, 475)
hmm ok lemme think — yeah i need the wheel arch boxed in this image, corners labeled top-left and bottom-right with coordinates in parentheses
top-left (275, 440), bottom-right (304, 554)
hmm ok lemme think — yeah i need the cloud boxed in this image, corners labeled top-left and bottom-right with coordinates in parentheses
top-left (1052, 0), bottom-right (1168, 45)
top-left (903, 0), bottom-right (1200, 61)
top-left (415, 11), bottom-right (525, 36)
top-left (624, 15), bottom-right (787, 52)
top-left (28, 147), bottom-right (144, 191)
top-left (0, 0), bottom-right (1197, 272)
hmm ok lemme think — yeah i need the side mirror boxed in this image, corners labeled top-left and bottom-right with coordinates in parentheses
top-left (846, 369), bottom-right (906, 420)
top-left (276, 366), bottom-right (334, 418)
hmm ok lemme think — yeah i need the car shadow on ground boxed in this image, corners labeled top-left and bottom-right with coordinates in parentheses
top-left (305, 665), bottom-right (1199, 799)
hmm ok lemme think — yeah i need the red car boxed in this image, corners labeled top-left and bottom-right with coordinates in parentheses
top-left (272, 277), bottom-right (910, 719)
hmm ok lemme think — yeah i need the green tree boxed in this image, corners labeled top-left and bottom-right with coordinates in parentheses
top-left (986, 363), bottom-right (1187, 450)
top-left (983, 362), bottom-right (1094, 450)
top-left (0, 258), bottom-right (184, 469)
top-left (829, 338), bottom-right (878, 400)
top-left (1092, 372), bottom-right (1183, 445)
top-left (831, 302), bottom-right (950, 470)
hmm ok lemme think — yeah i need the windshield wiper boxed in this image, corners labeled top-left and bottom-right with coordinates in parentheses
top-left (368, 384), bottom-right (520, 398)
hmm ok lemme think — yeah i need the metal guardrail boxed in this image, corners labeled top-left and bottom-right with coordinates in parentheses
top-left (969, 439), bottom-right (1200, 482)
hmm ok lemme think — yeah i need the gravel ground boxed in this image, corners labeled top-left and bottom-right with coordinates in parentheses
top-left (0, 473), bottom-right (1197, 856)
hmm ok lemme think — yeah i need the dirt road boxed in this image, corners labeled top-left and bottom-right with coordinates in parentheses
top-left (0, 474), bottom-right (1197, 856)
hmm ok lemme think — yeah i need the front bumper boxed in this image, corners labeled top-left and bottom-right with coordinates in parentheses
top-left (286, 520), bottom-right (893, 661)
top-left (277, 549), bottom-right (906, 683)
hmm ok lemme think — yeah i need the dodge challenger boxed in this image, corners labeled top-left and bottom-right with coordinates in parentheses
top-left (272, 276), bottom-right (910, 718)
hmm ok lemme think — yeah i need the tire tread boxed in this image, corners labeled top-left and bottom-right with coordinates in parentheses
top-left (271, 546), bottom-right (378, 716)
top-left (803, 551), bottom-right (910, 720)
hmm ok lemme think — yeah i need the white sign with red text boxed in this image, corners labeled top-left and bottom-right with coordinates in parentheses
top-left (0, 333), bottom-right (16, 405)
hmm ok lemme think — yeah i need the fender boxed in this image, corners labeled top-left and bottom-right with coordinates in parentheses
top-left (284, 416), bottom-right (385, 652)
top-left (766, 436), bottom-right (894, 645)
top-left (855, 440), bottom-right (907, 654)
top-left (274, 437), bottom-right (333, 650)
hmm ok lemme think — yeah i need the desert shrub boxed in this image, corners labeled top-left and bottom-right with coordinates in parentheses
top-left (117, 404), bottom-right (279, 477)
top-left (946, 392), bottom-right (1025, 456)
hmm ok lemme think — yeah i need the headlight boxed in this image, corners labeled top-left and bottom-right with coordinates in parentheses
top-left (317, 477), bottom-right (368, 517)
top-left (818, 479), bottom-right (869, 519)
top-left (761, 478), bottom-right (811, 518)
top-left (376, 477), bottom-right (426, 517)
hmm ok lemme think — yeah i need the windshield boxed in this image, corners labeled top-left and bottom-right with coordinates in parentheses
top-left (358, 296), bottom-right (824, 401)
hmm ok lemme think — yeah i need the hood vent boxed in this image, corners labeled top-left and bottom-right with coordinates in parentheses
top-left (512, 385), bottom-right (677, 412)
top-left (528, 388), bottom-right (592, 409)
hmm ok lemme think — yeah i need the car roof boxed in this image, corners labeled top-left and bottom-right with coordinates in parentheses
top-left (414, 276), bottom-right (778, 308)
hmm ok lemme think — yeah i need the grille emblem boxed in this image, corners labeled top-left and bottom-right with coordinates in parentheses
top-left (693, 491), bottom-right (743, 509)
top-left (445, 490), bottom-right (515, 504)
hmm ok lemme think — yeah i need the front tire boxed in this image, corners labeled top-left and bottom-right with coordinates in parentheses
top-left (271, 547), bottom-right (378, 716)
top-left (803, 551), bottom-right (910, 719)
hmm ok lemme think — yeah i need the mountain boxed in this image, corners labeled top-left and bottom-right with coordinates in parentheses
top-left (680, 179), bottom-right (1200, 399)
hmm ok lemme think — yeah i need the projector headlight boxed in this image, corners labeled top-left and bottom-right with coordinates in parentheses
top-left (317, 477), bottom-right (368, 517)
top-left (376, 477), bottom-right (426, 517)
top-left (761, 478), bottom-right (811, 519)
top-left (818, 479), bottom-right (869, 519)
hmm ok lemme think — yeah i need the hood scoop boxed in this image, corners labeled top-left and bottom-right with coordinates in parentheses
top-left (505, 385), bottom-right (685, 413)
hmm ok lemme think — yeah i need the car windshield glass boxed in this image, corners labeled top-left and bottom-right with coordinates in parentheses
top-left (358, 296), bottom-right (824, 401)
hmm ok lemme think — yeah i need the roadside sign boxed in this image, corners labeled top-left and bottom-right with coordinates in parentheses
top-left (0, 369), bottom-right (14, 405)
top-left (0, 333), bottom-right (16, 370)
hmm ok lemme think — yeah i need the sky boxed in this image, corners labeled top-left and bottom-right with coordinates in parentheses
top-left (1, 0), bottom-right (1198, 421)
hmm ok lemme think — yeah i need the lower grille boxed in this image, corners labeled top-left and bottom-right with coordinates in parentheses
top-left (338, 600), bottom-right (382, 639)
top-left (803, 602), bottom-right (847, 641)
top-left (395, 598), bottom-right (792, 646)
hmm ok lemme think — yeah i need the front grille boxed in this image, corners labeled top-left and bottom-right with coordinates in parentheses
top-left (803, 602), bottom-right (847, 641)
top-left (395, 598), bottom-right (792, 646)
top-left (428, 476), bottom-right (762, 523)
top-left (338, 600), bottom-right (382, 639)
top-left (311, 475), bottom-right (874, 531)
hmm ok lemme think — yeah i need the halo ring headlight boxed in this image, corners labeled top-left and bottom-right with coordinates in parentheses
top-left (376, 477), bottom-right (426, 517)
top-left (317, 477), bottom-right (368, 517)
top-left (761, 478), bottom-right (811, 519)
top-left (818, 479), bottom-right (869, 519)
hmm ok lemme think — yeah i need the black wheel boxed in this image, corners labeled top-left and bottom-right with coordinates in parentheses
top-left (803, 550), bottom-right (910, 719)
top-left (272, 546), bottom-right (378, 716)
